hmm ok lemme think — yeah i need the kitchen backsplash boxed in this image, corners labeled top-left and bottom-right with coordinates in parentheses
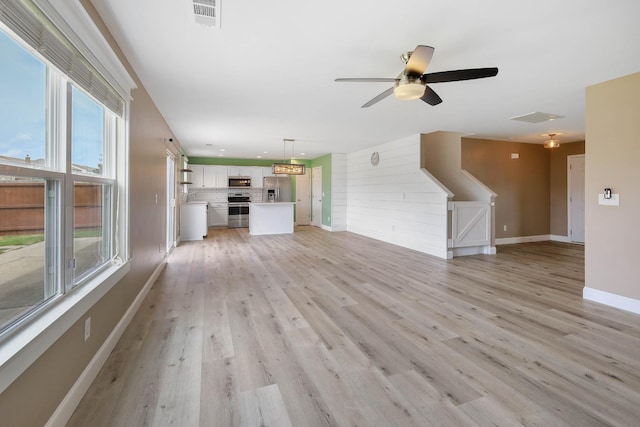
top-left (187, 187), bottom-right (263, 203)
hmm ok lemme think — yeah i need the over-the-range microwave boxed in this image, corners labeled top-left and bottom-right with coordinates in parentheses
top-left (228, 176), bottom-right (251, 187)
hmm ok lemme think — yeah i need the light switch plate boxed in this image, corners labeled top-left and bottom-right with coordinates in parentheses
top-left (598, 193), bottom-right (620, 206)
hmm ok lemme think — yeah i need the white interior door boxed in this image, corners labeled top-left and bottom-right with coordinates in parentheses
top-left (312, 166), bottom-right (322, 227)
top-left (166, 153), bottom-right (176, 252)
top-left (295, 172), bottom-right (311, 225)
top-left (568, 154), bottom-right (585, 243)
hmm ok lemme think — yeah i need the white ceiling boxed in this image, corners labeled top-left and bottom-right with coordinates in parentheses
top-left (90, 0), bottom-right (640, 160)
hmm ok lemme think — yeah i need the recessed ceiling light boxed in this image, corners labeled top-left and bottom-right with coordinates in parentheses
top-left (300, 152), bottom-right (306, 156)
top-left (219, 148), bottom-right (225, 152)
top-left (263, 151), bottom-right (268, 154)
top-left (218, 154), bottom-right (224, 157)
top-left (257, 155), bottom-right (262, 158)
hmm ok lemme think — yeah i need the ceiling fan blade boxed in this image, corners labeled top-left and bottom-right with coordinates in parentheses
top-left (405, 45), bottom-right (434, 76)
top-left (335, 78), bottom-right (397, 83)
top-left (361, 87), bottom-right (394, 108)
top-left (422, 67), bottom-right (499, 83)
top-left (420, 85), bottom-right (442, 106)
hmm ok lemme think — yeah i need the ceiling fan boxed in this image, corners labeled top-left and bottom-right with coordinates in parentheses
top-left (335, 45), bottom-right (498, 108)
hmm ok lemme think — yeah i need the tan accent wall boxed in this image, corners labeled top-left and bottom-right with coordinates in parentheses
top-left (585, 72), bottom-right (640, 300)
top-left (461, 138), bottom-right (550, 239)
top-left (0, 2), bottom-right (179, 425)
top-left (420, 132), bottom-right (495, 201)
top-left (550, 141), bottom-right (585, 237)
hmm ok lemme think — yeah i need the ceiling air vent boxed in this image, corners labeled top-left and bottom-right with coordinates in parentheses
top-left (509, 112), bottom-right (564, 124)
top-left (192, 0), bottom-right (220, 28)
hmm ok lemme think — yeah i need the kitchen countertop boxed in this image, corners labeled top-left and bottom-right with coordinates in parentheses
top-left (251, 202), bottom-right (296, 205)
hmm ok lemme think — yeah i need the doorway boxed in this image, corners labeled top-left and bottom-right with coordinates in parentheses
top-left (568, 154), bottom-right (585, 243)
top-left (296, 171), bottom-right (311, 225)
top-left (312, 166), bottom-right (322, 228)
top-left (166, 153), bottom-right (177, 253)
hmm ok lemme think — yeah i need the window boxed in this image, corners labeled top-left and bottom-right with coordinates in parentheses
top-left (0, 29), bottom-right (46, 166)
top-left (0, 2), bottom-right (127, 334)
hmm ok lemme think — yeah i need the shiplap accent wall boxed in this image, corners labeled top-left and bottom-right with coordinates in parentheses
top-left (331, 153), bottom-right (348, 231)
top-left (346, 134), bottom-right (451, 258)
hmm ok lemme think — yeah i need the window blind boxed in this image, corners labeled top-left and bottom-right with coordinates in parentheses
top-left (0, 0), bottom-right (124, 116)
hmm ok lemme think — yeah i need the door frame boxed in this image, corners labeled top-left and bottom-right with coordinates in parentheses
top-left (295, 171), bottom-right (311, 225)
top-left (311, 166), bottom-right (322, 228)
top-left (567, 154), bottom-right (585, 244)
top-left (166, 151), bottom-right (177, 253)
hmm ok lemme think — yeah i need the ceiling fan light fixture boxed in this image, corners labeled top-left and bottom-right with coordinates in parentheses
top-left (393, 73), bottom-right (425, 100)
top-left (394, 83), bottom-right (425, 100)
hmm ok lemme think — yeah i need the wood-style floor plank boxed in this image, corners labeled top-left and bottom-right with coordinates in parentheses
top-left (68, 228), bottom-right (640, 426)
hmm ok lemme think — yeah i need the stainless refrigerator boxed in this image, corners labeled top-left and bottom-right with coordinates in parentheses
top-left (262, 176), bottom-right (292, 202)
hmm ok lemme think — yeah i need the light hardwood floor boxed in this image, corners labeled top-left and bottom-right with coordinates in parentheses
top-left (67, 227), bottom-right (640, 426)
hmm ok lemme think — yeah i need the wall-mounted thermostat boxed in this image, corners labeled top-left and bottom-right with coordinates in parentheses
top-left (599, 188), bottom-right (620, 206)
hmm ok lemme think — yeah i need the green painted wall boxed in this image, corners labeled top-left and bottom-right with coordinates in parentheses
top-left (311, 154), bottom-right (332, 227)
top-left (188, 157), bottom-right (282, 166)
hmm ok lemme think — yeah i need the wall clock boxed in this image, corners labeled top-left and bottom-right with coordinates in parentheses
top-left (370, 151), bottom-right (380, 166)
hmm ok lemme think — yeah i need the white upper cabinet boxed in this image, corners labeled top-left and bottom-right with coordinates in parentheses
top-left (189, 165), bottom-right (267, 188)
top-left (214, 166), bottom-right (228, 187)
top-left (189, 164), bottom-right (205, 187)
top-left (203, 166), bottom-right (217, 187)
top-left (228, 166), bottom-right (253, 176)
top-left (262, 166), bottom-right (274, 179)
top-left (250, 168), bottom-right (264, 187)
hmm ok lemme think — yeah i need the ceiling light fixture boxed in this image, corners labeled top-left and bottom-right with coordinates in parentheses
top-left (272, 139), bottom-right (305, 175)
top-left (393, 74), bottom-right (425, 100)
top-left (544, 133), bottom-right (560, 149)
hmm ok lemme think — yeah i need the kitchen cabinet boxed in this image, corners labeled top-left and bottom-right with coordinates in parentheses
top-left (250, 168), bottom-right (264, 187)
top-left (214, 166), bottom-right (228, 188)
top-left (227, 166), bottom-right (253, 177)
top-left (180, 202), bottom-right (208, 240)
top-left (262, 166), bottom-right (274, 179)
top-left (189, 165), bottom-right (228, 188)
top-left (202, 166), bottom-right (217, 187)
top-left (189, 165), bottom-right (205, 187)
top-left (208, 203), bottom-right (228, 226)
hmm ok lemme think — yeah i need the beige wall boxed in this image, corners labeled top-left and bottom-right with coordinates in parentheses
top-left (421, 132), bottom-right (494, 201)
top-left (550, 141), bottom-right (585, 236)
top-left (585, 72), bottom-right (640, 301)
top-left (461, 138), bottom-right (550, 239)
top-left (0, 2), bottom-right (179, 425)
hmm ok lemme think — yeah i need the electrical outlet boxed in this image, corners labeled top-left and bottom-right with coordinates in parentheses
top-left (84, 317), bottom-right (91, 342)
top-left (503, 225), bottom-right (507, 231)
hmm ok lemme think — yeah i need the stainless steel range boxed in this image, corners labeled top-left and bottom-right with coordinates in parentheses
top-left (227, 193), bottom-right (250, 228)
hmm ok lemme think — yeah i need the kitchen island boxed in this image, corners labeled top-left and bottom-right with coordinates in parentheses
top-left (249, 202), bottom-right (295, 235)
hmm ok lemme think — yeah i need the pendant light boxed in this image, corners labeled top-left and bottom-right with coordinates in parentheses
top-left (272, 139), bottom-right (305, 175)
top-left (544, 133), bottom-right (560, 149)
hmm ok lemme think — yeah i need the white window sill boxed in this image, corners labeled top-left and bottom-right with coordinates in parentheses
top-left (0, 260), bottom-right (131, 393)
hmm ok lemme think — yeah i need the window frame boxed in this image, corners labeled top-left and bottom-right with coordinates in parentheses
top-left (0, 0), bottom-right (135, 394)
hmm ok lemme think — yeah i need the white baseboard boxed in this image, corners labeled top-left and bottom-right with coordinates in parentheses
top-left (583, 287), bottom-right (640, 315)
top-left (46, 260), bottom-right (167, 427)
top-left (451, 245), bottom-right (496, 257)
top-left (550, 234), bottom-right (570, 243)
top-left (495, 235), bottom-right (550, 245)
